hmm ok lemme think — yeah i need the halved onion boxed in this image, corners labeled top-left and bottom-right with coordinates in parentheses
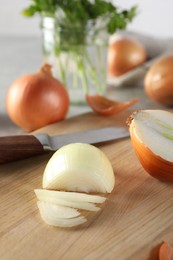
top-left (128, 110), bottom-right (173, 181)
top-left (42, 143), bottom-right (115, 193)
top-left (37, 201), bottom-right (86, 227)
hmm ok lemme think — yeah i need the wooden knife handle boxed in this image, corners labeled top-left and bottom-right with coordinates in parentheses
top-left (0, 135), bottom-right (46, 164)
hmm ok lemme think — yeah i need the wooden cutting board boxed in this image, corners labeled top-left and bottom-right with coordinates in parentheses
top-left (1, 110), bottom-right (173, 260)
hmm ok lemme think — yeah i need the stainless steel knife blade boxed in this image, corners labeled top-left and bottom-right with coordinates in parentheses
top-left (0, 126), bottom-right (129, 164)
top-left (34, 126), bottom-right (130, 150)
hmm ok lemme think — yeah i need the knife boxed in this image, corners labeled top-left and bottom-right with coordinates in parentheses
top-left (0, 126), bottom-right (129, 164)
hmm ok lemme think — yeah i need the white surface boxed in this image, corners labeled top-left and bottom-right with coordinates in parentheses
top-left (0, 0), bottom-right (40, 36)
top-left (0, 0), bottom-right (173, 38)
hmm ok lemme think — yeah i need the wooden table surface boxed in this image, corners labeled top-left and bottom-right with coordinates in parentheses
top-left (1, 111), bottom-right (173, 260)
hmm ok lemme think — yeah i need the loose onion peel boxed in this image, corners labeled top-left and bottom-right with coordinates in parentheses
top-left (159, 241), bottom-right (173, 260)
top-left (86, 95), bottom-right (138, 116)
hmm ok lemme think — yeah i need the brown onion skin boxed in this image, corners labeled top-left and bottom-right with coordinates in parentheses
top-left (6, 64), bottom-right (70, 131)
top-left (159, 242), bottom-right (173, 260)
top-left (144, 55), bottom-right (173, 106)
top-left (86, 95), bottom-right (138, 116)
top-left (129, 120), bottom-right (173, 182)
top-left (108, 38), bottom-right (147, 77)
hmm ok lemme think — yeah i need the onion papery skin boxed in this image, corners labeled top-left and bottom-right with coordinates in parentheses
top-left (6, 64), bottom-right (70, 131)
top-left (130, 122), bottom-right (173, 182)
top-left (159, 242), bottom-right (173, 260)
top-left (86, 95), bottom-right (138, 116)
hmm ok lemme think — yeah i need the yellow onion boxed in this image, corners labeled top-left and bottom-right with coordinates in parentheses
top-left (144, 55), bottom-right (173, 106)
top-left (128, 110), bottom-right (173, 181)
top-left (6, 64), bottom-right (70, 131)
top-left (108, 38), bottom-right (147, 77)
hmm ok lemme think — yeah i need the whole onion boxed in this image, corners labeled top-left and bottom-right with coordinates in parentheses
top-left (6, 64), bottom-right (70, 131)
top-left (144, 55), bottom-right (173, 106)
top-left (108, 38), bottom-right (147, 77)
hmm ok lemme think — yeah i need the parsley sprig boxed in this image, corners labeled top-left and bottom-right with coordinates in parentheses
top-left (22, 0), bottom-right (137, 35)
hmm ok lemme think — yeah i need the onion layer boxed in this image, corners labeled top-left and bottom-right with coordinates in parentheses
top-left (35, 189), bottom-right (106, 204)
top-left (35, 190), bottom-right (104, 212)
top-left (37, 201), bottom-right (80, 218)
top-left (37, 201), bottom-right (86, 228)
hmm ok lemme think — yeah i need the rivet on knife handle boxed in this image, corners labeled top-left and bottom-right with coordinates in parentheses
top-left (0, 135), bottom-right (46, 164)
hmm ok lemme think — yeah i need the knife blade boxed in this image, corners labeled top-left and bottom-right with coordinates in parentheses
top-left (0, 126), bottom-right (129, 164)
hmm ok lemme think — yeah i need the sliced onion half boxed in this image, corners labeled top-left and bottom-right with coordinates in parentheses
top-left (35, 143), bottom-right (115, 228)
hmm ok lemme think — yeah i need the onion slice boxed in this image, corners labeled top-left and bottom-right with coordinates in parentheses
top-left (86, 95), bottom-right (138, 116)
top-left (37, 201), bottom-right (86, 227)
top-left (35, 189), bottom-right (106, 203)
top-left (35, 190), bottom-right (101, 212)
top-left (37, 200), bottom-right (80, 218)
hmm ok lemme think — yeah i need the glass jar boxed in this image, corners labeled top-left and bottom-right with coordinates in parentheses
top-left (40, 16), bottom-right (109, 105)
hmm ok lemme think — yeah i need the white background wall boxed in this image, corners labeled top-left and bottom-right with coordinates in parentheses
top-left (0, 0), bottom-right (173, 38)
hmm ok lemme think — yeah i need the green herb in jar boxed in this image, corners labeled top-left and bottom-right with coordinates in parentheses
top-left (22, 1), bottom-right (137, 104)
